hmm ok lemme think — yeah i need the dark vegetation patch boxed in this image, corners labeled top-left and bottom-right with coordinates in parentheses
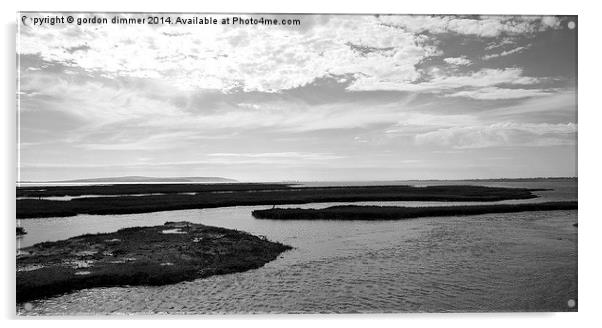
top-left (17, 227), bottom-right (26, 236)
top-left (16, 222), bottom-right (291, 303)
top-left (251, 202), bottom-right (578, 221)
top-left (16, 184), bottom-right (539, 218)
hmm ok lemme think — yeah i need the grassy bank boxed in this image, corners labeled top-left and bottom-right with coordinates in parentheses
top-left (16, 222), bottom-right (291, 303)
top-left (17, 184), bottom-right (539, 218)
top-left (251, 201), bottom-right (578, 221)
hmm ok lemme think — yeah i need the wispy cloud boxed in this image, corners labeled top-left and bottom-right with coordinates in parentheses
top-left (485, 38), bottom-right (516, 50)
top-left (348, 68), bottom-right (539, 93)
top-left (415, 122), bottom-right (577, 149)
top-left (379, 15), bottom-right (563, 37)
top-left (483, 46), bottom-right (529, 60)
top-left (445, 87), bottom-right (552, 100)
top-left (208, 152), bottom-right (345, 161)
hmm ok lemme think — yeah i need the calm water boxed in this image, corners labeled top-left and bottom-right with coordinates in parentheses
top-left (16, 179), bottom-right (577, 314)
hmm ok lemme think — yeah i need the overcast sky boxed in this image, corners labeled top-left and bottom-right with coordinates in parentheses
top-left (17, 14), bottom-right (577, 182)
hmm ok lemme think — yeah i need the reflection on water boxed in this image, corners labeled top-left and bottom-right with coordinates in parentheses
top-left (16, 179), bottom-right (577, 314)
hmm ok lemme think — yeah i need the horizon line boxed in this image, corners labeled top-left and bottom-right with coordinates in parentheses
top-left (16, 176), bottom-right (578, 185)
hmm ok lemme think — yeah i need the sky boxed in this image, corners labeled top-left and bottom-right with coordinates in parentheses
top-left (17, 14), bottom-right (577, 182)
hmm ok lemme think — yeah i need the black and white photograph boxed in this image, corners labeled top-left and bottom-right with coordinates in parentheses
top-left (13, 9), bottom-right (580, 316)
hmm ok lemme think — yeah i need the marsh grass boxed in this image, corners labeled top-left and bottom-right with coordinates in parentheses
top-left (16, 222), bottom-right (292, 302)
top-left (17, 184), bottom-right (539, 218)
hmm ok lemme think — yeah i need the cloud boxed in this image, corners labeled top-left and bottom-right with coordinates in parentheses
top-left (18, 14), bottom-right (556, 98)
top-left (445, 87), bottom-right (552, 100)
top-left (443, 56), bottom-right (471, 66)
top-left (540, 16), bottom-right (562, 29)
top-left (19, 14), bottom-right (437, 93)
top-left (20, 62), bottom-right (442, 144)
top-left (64, 44), bottom-right (91, 54)
top-left (78, 131), bottom-right (223, 151)
top-left (485, 38), bottom-right (516, 50)
top-left (486, 90), bottom-right (576, 120)
top-left (415, 122), bottom-right (577, 149)
top-left (348, 67), bottom-right (539, 92)
top-left (483, 46), bottom-right (528, 60)
top-left (378, 15), bottom-right (563, 38)
top-left (17, 14), bottom-right (577, 181)
top-left (208, 152), bottom-right (344, 161)
top-left (19, 67), bottom-right (187, 126)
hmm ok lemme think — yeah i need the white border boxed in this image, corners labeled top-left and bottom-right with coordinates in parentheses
top-left (2, 1), bottom-right (599, 327)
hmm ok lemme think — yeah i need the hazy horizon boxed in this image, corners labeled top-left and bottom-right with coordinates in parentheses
top-left (17, 14), bottom-right (577, 181)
